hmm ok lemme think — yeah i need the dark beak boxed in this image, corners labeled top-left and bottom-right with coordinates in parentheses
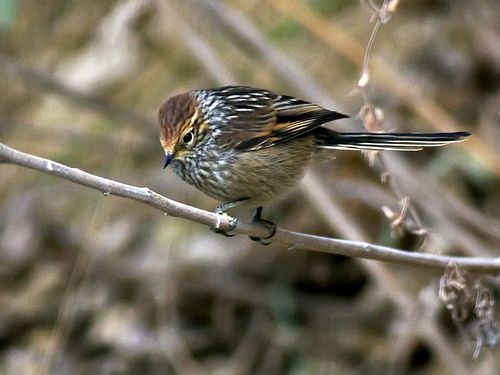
top-left (163, 152), bottom-right (174, 169)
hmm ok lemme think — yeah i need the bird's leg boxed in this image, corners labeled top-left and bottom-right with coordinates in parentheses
top-left (215, 198), bottom-right (248, 214)
top-left (212, 198), bottom-right (248, 237)
top-left (249, 206), bottom-right (276, 245)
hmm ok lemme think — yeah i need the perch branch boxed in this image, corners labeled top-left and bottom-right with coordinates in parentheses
top-left (1, 141), bottom-right (499, 275)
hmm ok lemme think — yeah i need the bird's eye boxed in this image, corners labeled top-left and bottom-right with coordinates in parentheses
top-left (183, 131), bottom-right (194, 145)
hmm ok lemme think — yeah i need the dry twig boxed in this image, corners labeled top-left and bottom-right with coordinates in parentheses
top-left (1, 140), bottom-right (499, 275)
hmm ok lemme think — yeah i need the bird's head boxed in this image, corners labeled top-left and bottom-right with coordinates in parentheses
top-left (158, 92), bottom-right (206, 168)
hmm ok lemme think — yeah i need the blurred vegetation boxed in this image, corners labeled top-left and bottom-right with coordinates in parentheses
top-left (0, 0), bottom-right (499, 374)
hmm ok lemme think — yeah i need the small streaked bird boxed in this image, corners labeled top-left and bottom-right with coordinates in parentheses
top-left (158, 86), bottom-right (470, 242)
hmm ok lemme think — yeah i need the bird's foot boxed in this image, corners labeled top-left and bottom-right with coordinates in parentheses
top-left (249, 207), bottom-right (276, 245)
top-left (211, 198), bottom-right (248, 237)
top-left (212, 210), bottom-right (238, 237)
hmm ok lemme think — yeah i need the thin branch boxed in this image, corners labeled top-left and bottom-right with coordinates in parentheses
top-left (1, 141), bottom-right (499, 275)
top-left (269, 0), bottom-right (500, 176)
top-left (356, 0), bottom-right (429, 241)
top-left (0, 53), bottom-right (156, 129)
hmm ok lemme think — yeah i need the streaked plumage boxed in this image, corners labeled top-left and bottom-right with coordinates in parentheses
top-left (158, 85), bottom-right (470, 208)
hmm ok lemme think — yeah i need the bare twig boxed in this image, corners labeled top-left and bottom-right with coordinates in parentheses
top-left (0, 53), bottom-right (156, 129)
top-left (1, 141), bottom-right (499, 275)
top-left (269, 0), bottom-right (500, 176)
top-left (356, 0), bottom-right (429, 242)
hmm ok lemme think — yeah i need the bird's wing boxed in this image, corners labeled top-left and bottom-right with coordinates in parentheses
top-left (207, 86), bottom-right (278, 150)
top-left (207, 86), bottom-right (348, 151)
top-left (264, 95), bottom-right (349, 148)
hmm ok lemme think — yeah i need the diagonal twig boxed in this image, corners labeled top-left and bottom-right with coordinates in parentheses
top-left (1, 140), bottom-right (499, 275)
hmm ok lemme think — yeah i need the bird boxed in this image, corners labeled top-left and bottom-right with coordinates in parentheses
top-left (158, 85), bottom-right (470, 242)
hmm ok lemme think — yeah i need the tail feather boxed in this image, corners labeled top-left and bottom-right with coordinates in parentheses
top-left (316, 131), bottom-right (470, 151)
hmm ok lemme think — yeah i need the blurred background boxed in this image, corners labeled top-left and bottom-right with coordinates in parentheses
top-left (0, 0), bottom-right (499, 374)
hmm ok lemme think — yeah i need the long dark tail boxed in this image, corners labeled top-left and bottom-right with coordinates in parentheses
top-left (316, 130), bottom-right (470, 151)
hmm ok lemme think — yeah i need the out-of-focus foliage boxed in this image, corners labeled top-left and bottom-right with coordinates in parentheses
top-left (0, 0), bottom-right (499, 374)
